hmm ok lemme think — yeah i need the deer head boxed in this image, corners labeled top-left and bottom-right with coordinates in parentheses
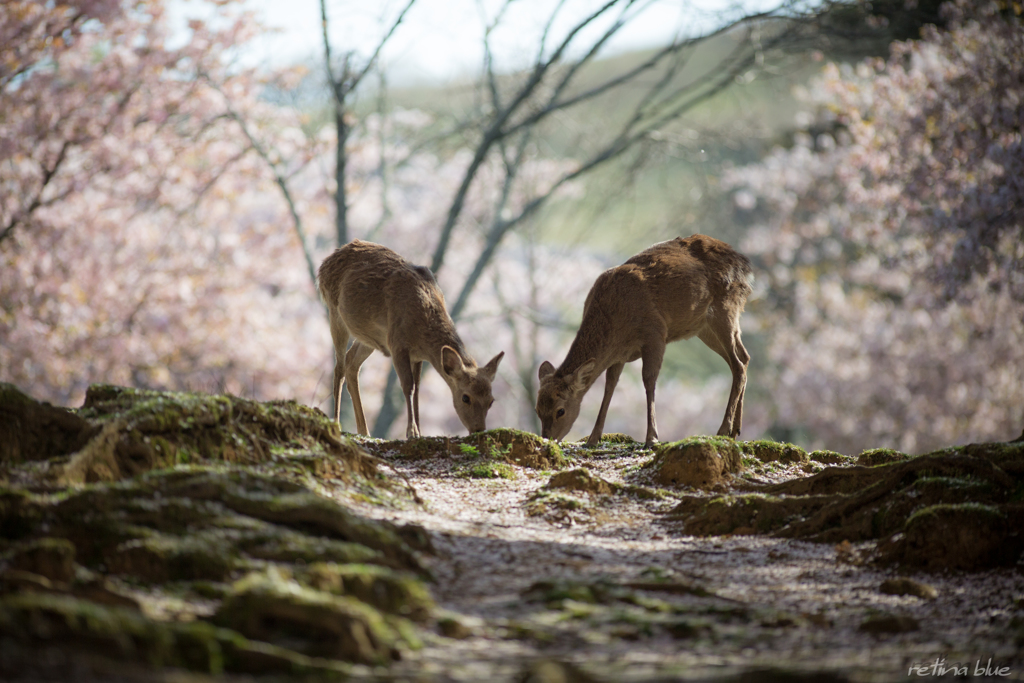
top-left (535, 358), bottom-right (596, 442)
top-left (440, 346), bottom-right (504, 433)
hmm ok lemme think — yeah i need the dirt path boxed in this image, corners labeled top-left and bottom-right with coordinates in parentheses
top-left (337, 439), bottom-right (1024, 682)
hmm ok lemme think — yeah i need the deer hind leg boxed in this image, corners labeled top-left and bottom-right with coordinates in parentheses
top-left (344, 341), bottom-right (375, 436)
top-left (587, 363), bottom-right (624, 447)
top-left (699, 313), bottom-right (749, 438)
top-left (328, 319), bottom-right (351, 425)
top-left (392, 348), bottom-right (420, 439)
top-left (640, 341), bottom-right (666, 448)
top-left (411, 361), bottom-right (423, 430)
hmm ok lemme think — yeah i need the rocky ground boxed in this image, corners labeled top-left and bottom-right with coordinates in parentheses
top-left (1, 383), bottom-right (1022, 682)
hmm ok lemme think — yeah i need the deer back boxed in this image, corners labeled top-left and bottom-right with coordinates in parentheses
top-left (318, 240), bottom-right (460, 359)
top-left (536, 235), bottom-right (751, 440)
top-left (318, 240), bottom-right (504, 433)
top-left (621, 234), bottom-right (752, 342)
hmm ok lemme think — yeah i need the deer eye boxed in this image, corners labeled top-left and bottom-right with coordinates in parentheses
top-left (462, 394), bottom-right (471, 404)
top-left (556, 408), bottom-right (565, 418)
top-left (488, 399), bottom-right (494, 408)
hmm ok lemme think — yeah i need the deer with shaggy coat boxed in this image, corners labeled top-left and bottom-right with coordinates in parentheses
top-left (535, 235), bottom-right (752, 448)
top-left (318, 240), bottom-right (504, 438)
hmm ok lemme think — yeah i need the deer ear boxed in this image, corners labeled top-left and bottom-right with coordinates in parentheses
top-left (440, 346), bottom-right (465, 378)
top-left (570, 359), bottom-right (597, 394)
top-left (481, 351), bottom-right (504, 382)
top-left (538, 361), bottom-right (556, 381)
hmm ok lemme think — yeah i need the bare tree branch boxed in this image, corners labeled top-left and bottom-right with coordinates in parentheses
top-left (206, 78), bottom-right (319, 291)
top-left (321, 0), bottom-right (416, 246)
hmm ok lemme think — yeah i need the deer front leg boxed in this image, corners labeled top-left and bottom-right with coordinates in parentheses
top-left (328, 323), bottom-right (351, 425)
top-left (586, 363), bottom-right (624, 447)
top-left (641, 342), bottom-right (665, 448)
top-left (393, 349), bottom-right (420, 439)
top-left (344, 342), bottom-right (374, 436)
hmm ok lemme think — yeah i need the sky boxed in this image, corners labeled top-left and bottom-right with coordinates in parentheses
top-left (169, 0), bottom-right (767, 84)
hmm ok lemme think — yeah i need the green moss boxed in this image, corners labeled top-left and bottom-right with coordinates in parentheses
top-left (301, 562), bottom-right (434, 622)
top-left (59, 384), bottom-right (371, 484)
top-left (857, 448), bottom-right (909, 467)
top-left (108, 532), bottom-right (237, 582)
top-left (808, 450), bottom-right (853, 465)
top-left (466, 461), bottom-right (515, 479)
top-left (5, 537), bottom-right (76, 582)
top-left (214, 569), bottom-right (411, 665)
top-left (0, 591), bottom-right (353, 676)
top-left (468, 429), bottom-right (566, 470)
top-left (660, 435), bottom-right (737, 451)
top-left (525, 490), bottom-right (587, 516)
top-left (738, 440), bottom-right (808, 464)
top-left (905, 502), bottom-right (1005, 528)
top-left (600, 433), bottom-right (637, 444)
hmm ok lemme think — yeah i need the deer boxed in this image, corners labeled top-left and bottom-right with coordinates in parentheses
top-left (317, 240), bottom-right (504, 439)
top-left (535, 234), bottom-right (752, 448)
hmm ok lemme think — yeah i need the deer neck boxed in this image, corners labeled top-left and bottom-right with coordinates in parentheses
top-left (557, 319), bottom-right (613, 390)
top-left (425, 331), bottom-right (474, 381)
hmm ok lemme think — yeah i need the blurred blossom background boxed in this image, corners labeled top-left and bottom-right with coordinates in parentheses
top-left (2, 0), bottom-right (1021, 453)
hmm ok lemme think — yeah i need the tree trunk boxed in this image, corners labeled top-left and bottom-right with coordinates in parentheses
top-left (335, 107), bottom-right (349, 247)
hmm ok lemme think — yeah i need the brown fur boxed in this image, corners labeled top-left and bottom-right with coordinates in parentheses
top-left (536, 235), bottom-right (752, 447)
top-left (317, 240), bottom-right (504, 438)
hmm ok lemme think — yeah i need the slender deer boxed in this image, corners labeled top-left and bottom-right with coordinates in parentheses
top-left (317, 240), bottom-right (504, 438)
top-left (535, 235), bottom-right (752, 448)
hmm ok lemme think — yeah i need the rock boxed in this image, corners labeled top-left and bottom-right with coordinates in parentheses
top-left (645, 437), bottom-right (743, 489)
top-left (880, 577), bottom-right (938, 600)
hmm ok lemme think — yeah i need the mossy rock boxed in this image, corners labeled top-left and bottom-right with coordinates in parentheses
top-left (370, 429), bottom-right (565, 470)
top-left (465, 460), bottom-right (516, 479)
top-left (809, 450), bottom-right (853, 465)
top-left (525, 491), bottom-right (588, 518)
top-left (106, 532), bottom-right (236, 582)
top-left (545, 468), bottom-right (617, 495)
top-left (668, 493), bottom-right (827, 536)
top-left (242, 529), bottom-right (383, 566)
top-left (943, 441), bottom-right (1024, 476)
top-left (464, 429), bottom-right (566, 470)
top-left (0, 592), bottom-right (351, 676)
top-left (3, 537), bottom-right (76, 583)
top-left (856, 448), bottom-right (909, 467)
top-left (374, 435), bottom-right (457, 459)
top-left (214, 569), bottom-right (411, 665)
top-left (877, 503), bottom-right (1024, 571)
top-left (0, 383), bottom-right (95, 465)
top-left (39, 383), bottom-right (380, 485)
top-left (644, 437), bottom-right (743, 489)
top-left (600, 433), bottom-right (636, 444)
top-left (301, 562), bottom-right (434, 622)
top-left (739, 440), bottom-right (808, 464)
